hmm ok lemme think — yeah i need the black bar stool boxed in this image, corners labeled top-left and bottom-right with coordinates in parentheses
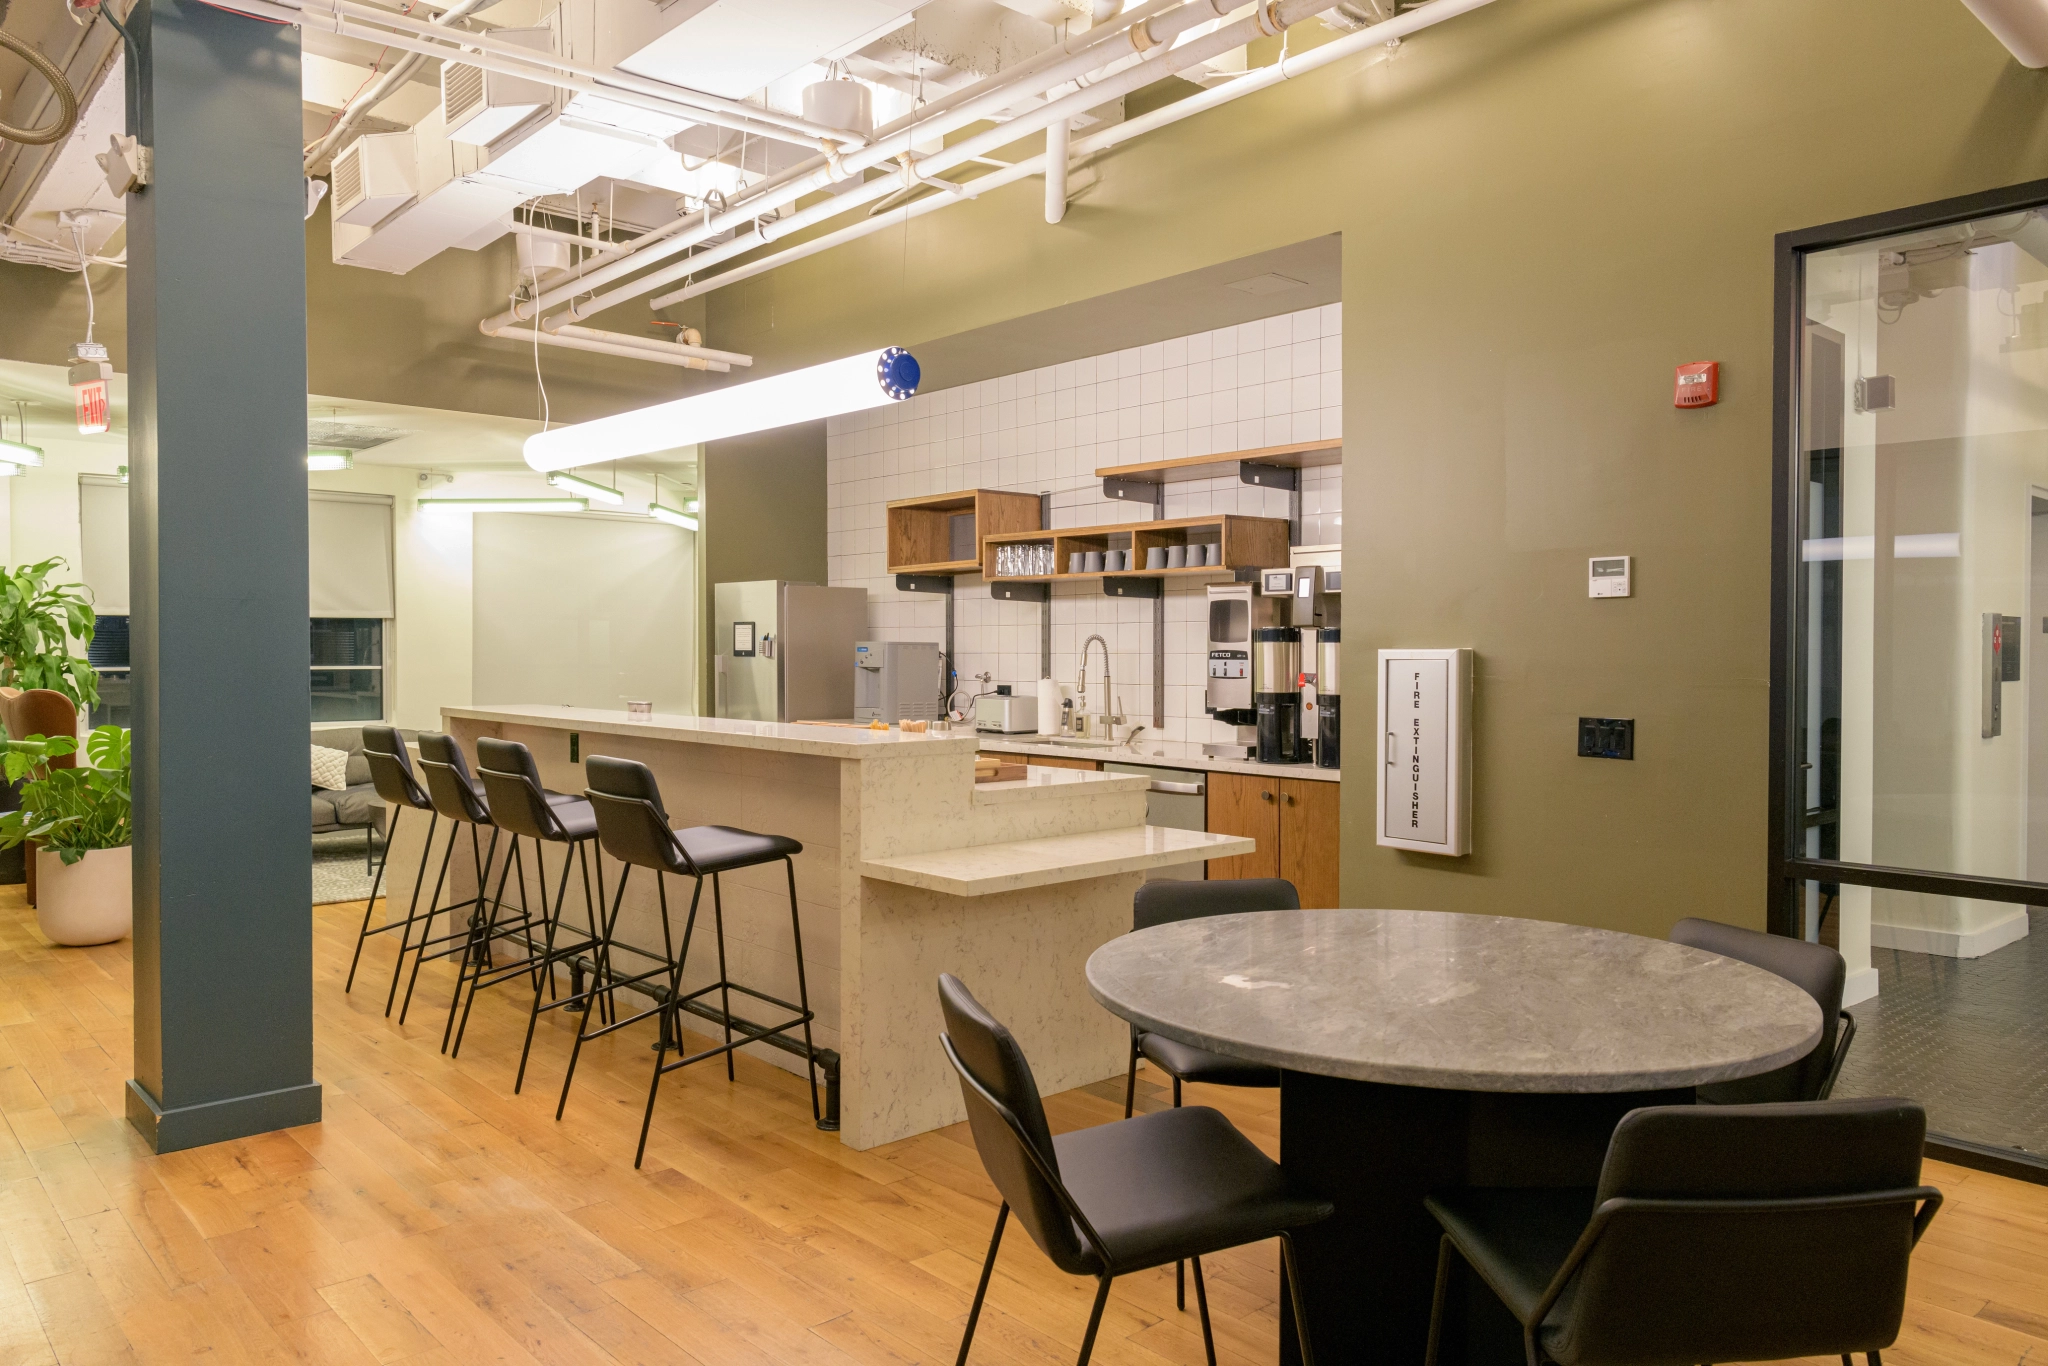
top-left (461, 736), bottom-right (610, 1084)
top-left (344, 725), bottom-right (436, 1012)
top-left (398, 732), bottom-right (515, 1031)
top-left (558, 754), bottom-right (821, 1168)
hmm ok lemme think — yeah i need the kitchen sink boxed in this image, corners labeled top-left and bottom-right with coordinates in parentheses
top-left (1034, 736), bottom-right (1115, 749)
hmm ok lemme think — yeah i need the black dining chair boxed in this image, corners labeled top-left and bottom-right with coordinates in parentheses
top-left (344, 725), bottom-right (436, 1010)
top-left (1670, 917), bottom-right (1855, 1102)
top-left (558, 754), bottom-right (821, 1168)
top-left (1123, 878), bottom-right (1297, 1309)
top-left (457, 737), bottom-right (610, 1080)
top-left (939, 973), bottom-right (1332, 1366)
top-left (1422, 1098), bottom-right (1940, 1366)
top-left (398, 733), bottom-right (526, 1034)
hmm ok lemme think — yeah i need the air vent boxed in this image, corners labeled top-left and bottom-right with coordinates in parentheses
top-left (332, 144), bottom-right (364, 213)
top-left (443, 62), bottom-right (486, 131)
top-left (307, 420), bottom-right (407, 452)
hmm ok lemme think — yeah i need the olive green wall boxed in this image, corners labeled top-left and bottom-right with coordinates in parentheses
top-left (695, 0), bottom-right (2048, 936)
top-left (696, 422), bottom-right (829, 710)
top-left (0, 213), bottom-right (701, 423)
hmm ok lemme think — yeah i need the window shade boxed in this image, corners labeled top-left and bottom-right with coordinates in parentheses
top-left (77, 483), bottom-right (394, 619)
top-left (77, 478), bottom-right (130, 616)
top-left (308, 493), bottom-right (394, 618)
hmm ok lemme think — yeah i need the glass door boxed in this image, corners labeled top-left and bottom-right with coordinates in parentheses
top-left (1778, 186), bottom-right (2048, 1171)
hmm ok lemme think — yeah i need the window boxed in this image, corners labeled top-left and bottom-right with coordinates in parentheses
top-left (87, 614), bottom-right (131, 729)
top-left (91, 617), bottom-right (387, 724)
top-left (311, 618), bottom-right (384, 722)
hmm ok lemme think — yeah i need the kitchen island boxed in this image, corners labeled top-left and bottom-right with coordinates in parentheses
top-left (382, 706), bottom-right (1250, 1148)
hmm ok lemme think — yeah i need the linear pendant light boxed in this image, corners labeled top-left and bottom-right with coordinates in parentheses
top-left (306, 449), bottom-right (353, 471)
top-left (417, 496), bottom-right (589, 513)
top-left (546, 471), bottom-right (626, 504)
top-left (647, 472), bottom-right (698, 529)
top-left (0, 436), bottom-right (45, 467)
top-left (523, 347), bottom-right (920, 472)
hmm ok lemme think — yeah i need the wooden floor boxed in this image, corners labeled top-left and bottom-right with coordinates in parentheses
top-left (0, 887), bottom-right (2042, 1366)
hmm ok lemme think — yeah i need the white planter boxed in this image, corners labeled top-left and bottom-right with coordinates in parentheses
top-left (35, 845), bottom-right (133, 946)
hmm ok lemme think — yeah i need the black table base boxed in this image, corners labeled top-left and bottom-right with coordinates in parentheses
top-left (1277, 1070), bottom-right (1693, 1366)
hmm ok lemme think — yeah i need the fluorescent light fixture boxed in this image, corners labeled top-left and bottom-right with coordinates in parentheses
top-left (306, 449), bottom-right (354, 472)
top-left (648, 501), bottom-right (698, 530)
top-left (0, 436), bottom-right (44, 467)
top-left (685, 498), bottom-right (699, 512)
top-left (1801, 536), bottom-right (1875, 562)
top-left (417, 497), bottom-right (589, 513)
top-left (523, 347), bottom-right (920, 472)
top-left (1894, 532), bottom-right (1961, 559)
top-left (0, 462), bottom-right (19, 478)
top-left (547, 471), bottom-right (626, 504)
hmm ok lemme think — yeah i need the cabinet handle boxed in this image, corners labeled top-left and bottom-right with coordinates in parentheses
top-left (1261, 790), bottom-right (1275, 802)
top-left (1285, 793), bottom-right (1296, 806)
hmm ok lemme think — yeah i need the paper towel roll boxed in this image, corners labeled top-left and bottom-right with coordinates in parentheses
top-left (1037, 677), bottom-right (1062, 736)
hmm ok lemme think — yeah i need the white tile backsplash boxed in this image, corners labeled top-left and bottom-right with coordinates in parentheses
top-left (828, 304), bottom-right (1342, 743)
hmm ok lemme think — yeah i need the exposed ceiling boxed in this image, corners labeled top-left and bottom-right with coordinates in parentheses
top-left (911, 234), bottom-right (1341, 391)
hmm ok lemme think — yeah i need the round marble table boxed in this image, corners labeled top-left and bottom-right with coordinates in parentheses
top-left (1085, 908), bottom-right (1823, 1366)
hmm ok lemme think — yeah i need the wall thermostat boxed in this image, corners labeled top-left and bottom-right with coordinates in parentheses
top-left (1589, 556), bottom-right (1631, 598)
top-left (1674, 361), bottom-right (1719, 408)
top-left (1261, 569), bottom-right (1295, 595)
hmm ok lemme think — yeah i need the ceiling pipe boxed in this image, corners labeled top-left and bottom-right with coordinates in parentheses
top-left (298, 0), bottom-right (864, 145)
top-left (656, 0), bottom-right (1498, 306)
top-left (539, 319), bottom-right (753, 367)
top-left (1960, 0), bottom-right (2048, 65)
top-left (482, 324), bottom-right (734, 370)
top-left (301, 0), bottom-right (496, 175)
top-left (1045, 118), bottom-right (1070, 224)
top-left (234, 0), bottom-right (842, 148)
top-left (478, 0), bottom-right (1204, 330)
top-left (589, 0), bottom-right (1335, 321)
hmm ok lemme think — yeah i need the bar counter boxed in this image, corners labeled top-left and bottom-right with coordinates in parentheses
top-left (382, 705), bottom-right (1252, 1148)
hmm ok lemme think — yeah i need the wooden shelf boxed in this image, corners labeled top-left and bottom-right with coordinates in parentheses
top-left (886, 489), bottom-right (1041, 576)
top-left (979, 514), bottom-right (1288, 582)
top-left (1094, 437), bottom-right (1341, 486)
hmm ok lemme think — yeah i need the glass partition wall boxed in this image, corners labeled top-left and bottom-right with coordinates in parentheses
top-left (1775, 182), bottom-right (2048, 1174)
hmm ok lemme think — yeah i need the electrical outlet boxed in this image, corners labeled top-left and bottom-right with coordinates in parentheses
top-left (1578, 717), bottom-right (1634, 760)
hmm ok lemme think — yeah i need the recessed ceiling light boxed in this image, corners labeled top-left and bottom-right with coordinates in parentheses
top-left (1224, 272), bottom-right (1307, 296)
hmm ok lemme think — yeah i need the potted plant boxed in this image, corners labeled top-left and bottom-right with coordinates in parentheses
top-left (0, 727), bottom-right (131, 945)
top-left (0, 557), bottom-right (99, 709)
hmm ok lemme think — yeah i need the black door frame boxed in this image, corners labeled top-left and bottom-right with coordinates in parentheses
top-left (1770, 177), bottom-right (2048, 1184)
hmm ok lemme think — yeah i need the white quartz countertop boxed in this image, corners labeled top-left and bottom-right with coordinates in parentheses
top-left (859, 826), bottom-right (1254, 896)
top-left (442, 705), bottom-right (980, 760)
top-left (978, 734), bottom-right (1340, 783)
top-left (972, 767), bottom-right (1149, 804)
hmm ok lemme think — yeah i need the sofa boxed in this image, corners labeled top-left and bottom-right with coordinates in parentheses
top-left (312, 726), bottom-right (387, 868)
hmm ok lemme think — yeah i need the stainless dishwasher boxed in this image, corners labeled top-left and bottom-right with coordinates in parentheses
top-left (1103, 762), bottom-right (1208, 882)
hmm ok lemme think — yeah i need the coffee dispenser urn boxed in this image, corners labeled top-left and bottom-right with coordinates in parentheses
top-left (1316, 628), bottom-right (1340, 769)
top-left (1254, 626), bottom-right (1303, 764)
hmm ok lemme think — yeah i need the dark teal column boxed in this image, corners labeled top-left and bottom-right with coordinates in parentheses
top-left (125, 0), bottom-right (320, 1152)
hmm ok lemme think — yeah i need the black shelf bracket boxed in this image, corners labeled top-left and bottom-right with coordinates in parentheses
top-left (895, 573), bottom-right (954, 595)
top-left (1240, 461), bottom-right (1304, 546)
top-left (1104, 577), bottom-right (1162, 599)
top-left (991, 581), bottom-right (1049, 603)
top-left (1102, 475), bottom-right (1164, 513)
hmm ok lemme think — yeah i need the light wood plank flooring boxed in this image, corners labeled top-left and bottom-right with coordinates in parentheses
top-left (0, 884), bottom-right (2040, 1366)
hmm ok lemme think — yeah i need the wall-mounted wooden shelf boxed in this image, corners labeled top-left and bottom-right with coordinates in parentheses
top-left (1095, 437), bottom-right (1341, 487)
top-left (886, 489), bottom-right (1042, 575)
top-left (980, 515), bottom-right (1289, 583)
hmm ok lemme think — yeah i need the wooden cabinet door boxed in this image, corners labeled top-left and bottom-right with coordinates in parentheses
top-left (1278, 777), bottom-right (1341, 908)
top-left (1207, 771), bottom-right (1280, 880)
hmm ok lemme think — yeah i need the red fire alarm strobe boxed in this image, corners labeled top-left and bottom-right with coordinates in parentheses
top-left (1674, 361), bottom-right (1719, 408)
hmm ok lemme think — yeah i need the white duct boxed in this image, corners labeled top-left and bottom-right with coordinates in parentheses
top-left (484, 323), bottom-right (740, 370)
top-left (550, 0), bottom-right (1290, 324)
top-left (477, 0), bottom-right (1197, 329)
top-left (654, 0), bottom-right (1497, 306)
top-left (1961, 0), bottom-right (2048, 66)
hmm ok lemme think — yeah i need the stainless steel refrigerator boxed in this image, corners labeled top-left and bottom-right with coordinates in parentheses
top-left (713, 581), bottom-right (868, 723)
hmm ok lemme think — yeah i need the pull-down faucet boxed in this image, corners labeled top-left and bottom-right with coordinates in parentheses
top-left (1079, 634), bottom-right (1112, 737)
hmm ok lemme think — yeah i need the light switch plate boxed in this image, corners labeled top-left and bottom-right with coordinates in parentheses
top-left (1589, 556), bottom-right (1631, 598)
